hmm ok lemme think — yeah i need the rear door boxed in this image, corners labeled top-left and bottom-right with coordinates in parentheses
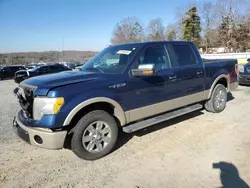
top-left (168, 43), bottom-right (205, 101)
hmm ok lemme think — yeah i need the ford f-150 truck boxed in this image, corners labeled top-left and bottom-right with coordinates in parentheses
top-left (13, 41), bottom-right (239, 160)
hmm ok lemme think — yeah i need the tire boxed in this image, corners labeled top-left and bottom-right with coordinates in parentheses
top-left (205, 84), bottom-right (227, 113)
top-left (71, 110), bottom-right (118, 160)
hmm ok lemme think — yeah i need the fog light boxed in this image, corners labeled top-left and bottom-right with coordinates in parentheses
top-left (34, 135), bottom-right (43, 144)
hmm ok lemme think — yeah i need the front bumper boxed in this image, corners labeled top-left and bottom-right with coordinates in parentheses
top-left (239, 74), bottom-right (250, 85)
top-left (13, 114), bottom-right (67, 150)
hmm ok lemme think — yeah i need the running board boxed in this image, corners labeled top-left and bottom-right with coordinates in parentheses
top-left (122, 103), bottom-right (203, 133)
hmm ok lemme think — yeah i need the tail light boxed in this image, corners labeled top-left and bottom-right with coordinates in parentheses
top-left (235, 64), bottom-right (239, 75)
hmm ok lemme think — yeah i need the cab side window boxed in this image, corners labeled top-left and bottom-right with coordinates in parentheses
top-left (138, 45), bottom-right (171, 72)
top-left (49, 65), bottom-right (62, 72)
top-left (3, 67), bottom-right (10, 72)
top-left (11, 67), bottom-right (20, 72)
top-left (39, 66), bottom-right (49, 73)
top-left (171, 45), bottom-right (197, 67)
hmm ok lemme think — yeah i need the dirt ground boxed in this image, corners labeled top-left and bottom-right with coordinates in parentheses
top-left (0, 79), bottom-right (250, 188)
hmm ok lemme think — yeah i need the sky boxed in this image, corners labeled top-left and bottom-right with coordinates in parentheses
top-left (0, 0), bottom-right (207, 53)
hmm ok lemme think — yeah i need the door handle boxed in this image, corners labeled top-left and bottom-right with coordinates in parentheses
top-left (197, 71), bottom-right (203, 76)
top-left (169, 75), bottom-right (177, 81)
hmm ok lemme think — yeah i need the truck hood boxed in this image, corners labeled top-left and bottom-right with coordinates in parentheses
top-left (22, 71), bottom-right (107, 96)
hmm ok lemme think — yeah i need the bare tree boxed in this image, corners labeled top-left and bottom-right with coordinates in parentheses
top-left (165, 24), bottom-right (177, 40)
top-left (146, 18), bottom-right (165, 41)
top-left (233, 17), bottom-right (250, 52)
top-left (202, 2), bottom-right (213, 52)
top-left (111, 17), bottom-right (144, 44)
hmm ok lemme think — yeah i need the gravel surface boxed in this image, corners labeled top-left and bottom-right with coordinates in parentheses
top-left (0, 79), bottom-right (250, 188)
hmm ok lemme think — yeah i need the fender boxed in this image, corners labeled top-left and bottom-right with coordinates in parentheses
top-left (205, 74), bottom-right (230, 99)
top-left (63, 97), bottom-right (127, 126)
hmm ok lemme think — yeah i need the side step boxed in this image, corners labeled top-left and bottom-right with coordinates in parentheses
top-left (122, 103), bottom-right (203, 133)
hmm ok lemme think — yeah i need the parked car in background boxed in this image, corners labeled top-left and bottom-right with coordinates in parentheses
top-left (13, 41), bottom-right (238, 160)
top-left (0, 65), bottom-right (25, 80)
top-left (14, 64), bottom-right (71, 83)
top-left (239, 58), bottom-right (250, 85)
top-left (75, 62), bottom-right (85, 70)
top-left (60, 62), bottom-right (77, 69)
top-left (25, 65), bottom-right (37, 70)
top-left (67, 63), bottom-right (77, 69)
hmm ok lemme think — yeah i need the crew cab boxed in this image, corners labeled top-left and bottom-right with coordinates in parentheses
top-left (13, 41), bottom-right (239, 160)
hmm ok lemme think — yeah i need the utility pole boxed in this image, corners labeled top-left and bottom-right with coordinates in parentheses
top-left (61, 36), bottom-right (64, 59)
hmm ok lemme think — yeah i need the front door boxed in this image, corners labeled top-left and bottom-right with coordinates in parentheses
top-left (123, 44), bottom-right (180, 122)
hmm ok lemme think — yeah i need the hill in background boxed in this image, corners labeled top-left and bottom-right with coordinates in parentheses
top-left (0, 50), bottom-right (97, 65)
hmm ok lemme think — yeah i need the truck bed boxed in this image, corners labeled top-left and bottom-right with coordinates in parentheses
top-left (203, 58), bottom-right (238, 73)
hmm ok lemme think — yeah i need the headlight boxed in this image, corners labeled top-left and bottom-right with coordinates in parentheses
top-left (33, 97), bottom-right (64, 120)
top-left (238, 65), bottom-right (245, 73)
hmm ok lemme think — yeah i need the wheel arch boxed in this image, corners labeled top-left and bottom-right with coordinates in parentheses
top-left (207, 74), bottom-right (230, 99)
top-left (63, 97), bottom-right (127, 127)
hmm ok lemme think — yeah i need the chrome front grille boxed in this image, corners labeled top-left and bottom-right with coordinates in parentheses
top-left (15, 83), bottom-right (37, 118)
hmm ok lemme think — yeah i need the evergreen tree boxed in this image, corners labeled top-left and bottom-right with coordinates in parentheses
top-left (182, 6), bottom-right (201, 47)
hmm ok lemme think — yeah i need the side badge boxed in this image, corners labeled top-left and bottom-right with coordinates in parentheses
top-left (109, 83), bottom-right (126, 89)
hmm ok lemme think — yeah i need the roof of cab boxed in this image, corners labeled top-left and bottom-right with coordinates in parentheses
top-left (110, 40), bottom-right (194, 48)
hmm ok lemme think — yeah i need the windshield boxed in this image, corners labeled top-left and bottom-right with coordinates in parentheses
top-left (82, 45), bottom-right (139, 74)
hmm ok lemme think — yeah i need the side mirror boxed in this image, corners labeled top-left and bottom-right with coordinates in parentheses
top-left (132, 64), bottom-right (155, 77)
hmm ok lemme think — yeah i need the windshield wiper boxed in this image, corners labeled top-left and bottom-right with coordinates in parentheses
top-left (84, 67), bottom-right (103, 73)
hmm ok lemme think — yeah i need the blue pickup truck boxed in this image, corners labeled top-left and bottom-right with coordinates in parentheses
top-left (13, 41), bottom-right (239, 160)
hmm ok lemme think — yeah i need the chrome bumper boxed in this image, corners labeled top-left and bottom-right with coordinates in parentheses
top-left (13, 115), bottom-right (67, 150)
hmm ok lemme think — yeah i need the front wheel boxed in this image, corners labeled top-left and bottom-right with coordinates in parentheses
top-left (205, 84), bottom-right (227, 113)
top-left (71, 110), bottom-right (118, 160)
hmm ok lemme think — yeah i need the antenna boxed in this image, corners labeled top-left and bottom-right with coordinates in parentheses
top-left (61, 36), bottom-right (64, 57)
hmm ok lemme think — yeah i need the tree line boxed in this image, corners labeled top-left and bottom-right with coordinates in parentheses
top-left (0, 51), bottom-right (96, 65)
top-left (111, 0), bottom-right (250, 53)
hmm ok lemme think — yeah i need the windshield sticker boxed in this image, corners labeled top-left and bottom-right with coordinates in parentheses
top-left (117, 50), bottom-right (132, 55)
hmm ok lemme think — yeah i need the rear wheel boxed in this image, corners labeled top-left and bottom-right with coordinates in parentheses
top-left (71, 110), bottom-right (118, 160)
top-left (205, 84), bottom-right (227, 113)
